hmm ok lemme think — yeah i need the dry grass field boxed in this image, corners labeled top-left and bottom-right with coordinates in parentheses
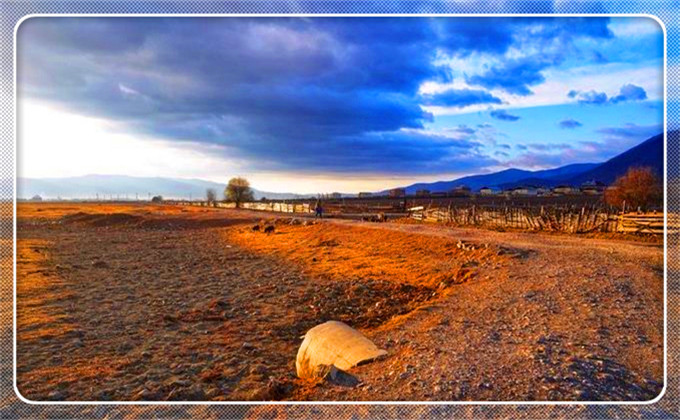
top-left (14, 202), bottom-right (664, 402)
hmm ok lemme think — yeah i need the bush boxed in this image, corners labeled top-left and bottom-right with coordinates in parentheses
top-left (604, 167), bottom-right (662, 211)
top-left (151, 195), bottom-right (163, 203)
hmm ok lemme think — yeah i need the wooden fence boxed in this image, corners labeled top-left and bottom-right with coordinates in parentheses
top-left (178, 201), bottom-right (664, 235)
top-left (184, 201), bottom-right (314, 213)
top-left (409, 205), bottom-right (664, 235)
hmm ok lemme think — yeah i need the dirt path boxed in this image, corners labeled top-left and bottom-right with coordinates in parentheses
top-left (15, 204), bottom-right (664, 402)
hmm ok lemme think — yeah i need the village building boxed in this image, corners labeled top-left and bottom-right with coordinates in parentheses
top-left (329, 192), bottom-right (343, 199)
top-left (450, 185), bottom-right (471, 197)
top-left (478, 186), bottom-right (496, 196)
top-left (389, 188), bottom-right (406, 198)
top-left (415, 189), bottom-right (431, 197)
top-left (358, 192), bottom-right (373, 198)
top-left (510, 186), bottom-right (538, 196)
top-left (552, 185), bottom-right (579, 195)
top-left (580, 180), bottom-right (606, 195)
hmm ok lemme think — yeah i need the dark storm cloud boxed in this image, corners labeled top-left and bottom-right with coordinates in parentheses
top-left (18, 16), bottom-right (614, 175)
top-left (467, 55), bottom-right (552, 96)
top-left (420, 88), bottom-right (502, 107)
top-left (465, 17), bottom-right (612, 96)
top-left (490, 109), bottom-right (521, 121)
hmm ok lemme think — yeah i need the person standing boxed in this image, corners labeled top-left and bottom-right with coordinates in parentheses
top-left (315, 200), bottom-right (324, 218)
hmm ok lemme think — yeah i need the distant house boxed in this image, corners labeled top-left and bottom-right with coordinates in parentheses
top-left (389, 188), bottom-right (406, 198)
top-left (580, 180), bottom-right (606, 195)
top-left (478, 186), bottom-right (496, 196)
top-left (450, 185), bottom-right (471, 197)
top-left (358, 192), bottom-right (373, 198)
top-left (510, 186), bottom-right (538, 196)
top-left (552, 185), bottom-right (578, 195)
top-left (329, 192), bottom-right (343, 199)
top-left (536, 187), bottom-right (550, 196)
top-left (415, 189), bottom-right (431, 197)
top-left (431, 191), bottom-right (448, 198)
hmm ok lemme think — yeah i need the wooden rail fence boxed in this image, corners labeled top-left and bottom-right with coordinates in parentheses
top-left (409, 205), bottom-right (664, 234)
top-left (183, 201), bottom-right (314, 213)
top-left (177, 201), bottom-right (664, 235)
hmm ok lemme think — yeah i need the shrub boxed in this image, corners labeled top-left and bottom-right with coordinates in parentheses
top-left (604, 167), bottom-right (662, 211)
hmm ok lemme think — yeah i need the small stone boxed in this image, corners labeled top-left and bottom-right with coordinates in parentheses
top-left (91, 260), bottom-right (109, 268)
top-left (250, 365), bottom-right (268, 376)
top-left (134, 388), bottom-right (158, 400)
top-left (47, 390), bottom-right (64, 400)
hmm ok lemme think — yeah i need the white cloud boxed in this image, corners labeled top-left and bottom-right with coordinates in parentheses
top-left (420, 61), bottom-right (662, 116)
top-left (18, 100), bottom-right (475, 194)
top-left (609, 17), bottom-right (663, 38)
top-left (18, 100), bottom-right (242, 181)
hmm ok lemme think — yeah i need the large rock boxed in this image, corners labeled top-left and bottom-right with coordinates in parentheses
top-left (295, 321), bottom-right (387, 379)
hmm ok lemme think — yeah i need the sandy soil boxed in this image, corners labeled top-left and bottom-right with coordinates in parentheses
top-left (15, 202), bottom-right (663, 402)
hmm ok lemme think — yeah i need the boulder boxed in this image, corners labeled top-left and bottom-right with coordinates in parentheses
top-left (295, 321), bottom-right (387, 380)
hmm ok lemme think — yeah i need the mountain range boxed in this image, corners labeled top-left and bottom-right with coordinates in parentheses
top-left (17, 132), bottom-right (664, 200)
top-left (17, 175), bottom-right (312, 201)
top-left (399, 132), bottom-right (664, 193)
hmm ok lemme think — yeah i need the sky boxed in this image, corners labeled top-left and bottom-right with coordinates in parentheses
top-left (17, 16), bottom-right (663, 194)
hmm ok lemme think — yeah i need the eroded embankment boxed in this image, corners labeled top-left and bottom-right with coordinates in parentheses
top-left (224, 219), bottom-right (505, 335)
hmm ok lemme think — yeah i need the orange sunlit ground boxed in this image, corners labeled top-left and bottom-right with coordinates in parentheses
top-left (15, 202), bottom-right (663, 402)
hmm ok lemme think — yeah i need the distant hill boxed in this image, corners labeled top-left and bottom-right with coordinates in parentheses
top-left (399, 163), bottom-right (599, 194)
top-left (17, 133), bottom-right (665, 200)
top-left (566, 133), bottom-right (663, 185)
top-left (17, 174), bottom-right (313, 200)
top-left (500, 133), bottom-right (664, 189)
top-left (396, 132), bottom-right (664, 193)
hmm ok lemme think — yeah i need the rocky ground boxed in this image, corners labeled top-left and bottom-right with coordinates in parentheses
top-left (14, 202), bottom-right (664, 402)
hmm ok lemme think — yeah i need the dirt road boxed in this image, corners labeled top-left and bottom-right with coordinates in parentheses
top-left (15, 203), bottom-right (663, 402)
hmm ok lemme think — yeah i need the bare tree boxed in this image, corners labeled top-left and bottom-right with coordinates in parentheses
top-left (206, 188), bottom-right (217, 205)
top-left (224, 177), bottom-right (254, 208)
top-left (604, 167), bottom-right (662, 211)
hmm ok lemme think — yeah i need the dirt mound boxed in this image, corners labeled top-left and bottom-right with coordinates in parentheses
top-left (267, 279), bottom-right (436, 342)
top-left (136, 217), bottom-right (248, 230)
top-left (60, 212), bottom-right (143, 227)
top-left (59, 211), bottom-right (258, 231)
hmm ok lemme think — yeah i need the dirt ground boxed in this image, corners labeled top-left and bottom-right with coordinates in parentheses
top-left (15, 202), bottom-right (664, 402)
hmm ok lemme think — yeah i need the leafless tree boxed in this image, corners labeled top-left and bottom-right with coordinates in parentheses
top-left (206, 188), bottom-right (217, 205)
